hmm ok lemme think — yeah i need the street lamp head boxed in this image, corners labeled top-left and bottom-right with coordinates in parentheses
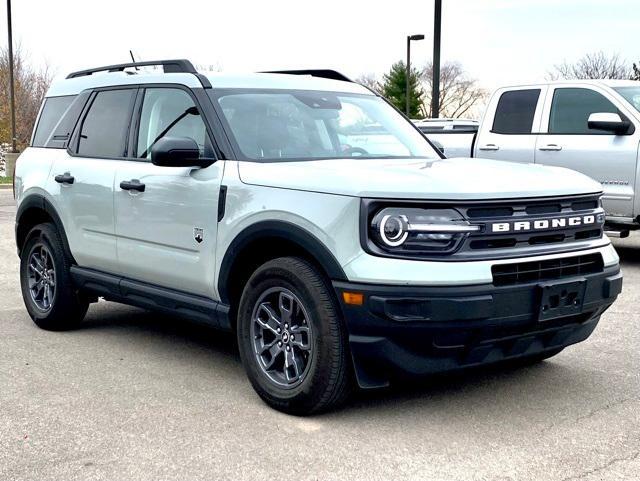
top-left (408, 34), bottom-right (425, 41)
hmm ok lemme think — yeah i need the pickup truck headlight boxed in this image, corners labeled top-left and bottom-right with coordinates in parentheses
top-left (368, 207), bottom-right (480, 256)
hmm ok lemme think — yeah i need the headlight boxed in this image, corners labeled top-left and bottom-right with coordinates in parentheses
top-left (369, 207), bottom-right (479, 256)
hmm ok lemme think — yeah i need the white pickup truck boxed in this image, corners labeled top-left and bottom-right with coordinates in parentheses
top-left (423, 80), bottom-right (640, 236)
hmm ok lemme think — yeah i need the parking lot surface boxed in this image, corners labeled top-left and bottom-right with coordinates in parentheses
top-left (0, 189), bottom-right (638, 481)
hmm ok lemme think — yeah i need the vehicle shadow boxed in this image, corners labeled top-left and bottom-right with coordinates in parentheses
top-left (613, 244), bottom-right (640, 264)
top-left (78, 302), bottom-right (575, 417)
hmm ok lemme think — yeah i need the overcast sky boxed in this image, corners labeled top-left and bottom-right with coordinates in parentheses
top-left (2, 0), bottom-right (639, 92)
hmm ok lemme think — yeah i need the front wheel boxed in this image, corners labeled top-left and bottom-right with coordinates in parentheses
top-left (237, 257), bottom-right (352, 415)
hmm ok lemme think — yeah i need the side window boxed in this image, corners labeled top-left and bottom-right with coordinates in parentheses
top-left (492, 89), bottom-right (540, 134)
top-left (136, 88), bottom-right (210, 159)
top-left (549, 88), bottom-right (619, 135)
top-left (32, 96), bottom-right (76, 147)
top-left (77, 89), bottom-right (136, 158)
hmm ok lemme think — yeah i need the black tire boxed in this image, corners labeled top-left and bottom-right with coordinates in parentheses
top-left (237, 257), bottom-right (352, 415)
top-left (19, 223), bottom-right (88, 331)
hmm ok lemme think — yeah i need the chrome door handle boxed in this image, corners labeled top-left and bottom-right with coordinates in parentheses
top-left (54, 172), bottom-right (75, 185)
top-left (539, 144), bottom-right (563, 151)
top-left (478, 144), bottom-right (499, 151)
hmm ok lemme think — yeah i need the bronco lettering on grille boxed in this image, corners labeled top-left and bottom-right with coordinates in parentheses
top-left (491, 215), bottom-right (600, 233)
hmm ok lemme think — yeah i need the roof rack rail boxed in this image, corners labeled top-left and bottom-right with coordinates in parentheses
top-left (66, 59), bottom-right (212, 88)
top-left (261, 69), bottom-right (353, 83)
top-left (66, 59), bottom-right (197, 78)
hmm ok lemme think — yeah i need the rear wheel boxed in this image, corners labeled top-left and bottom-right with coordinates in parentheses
top-left (237, 257), bottom-right (352, 415)
top-left (19, 223), bottom-right (88, 330)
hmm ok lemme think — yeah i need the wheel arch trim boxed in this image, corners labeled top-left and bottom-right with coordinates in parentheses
top-left (15, 193), bottom-right (75, 262)
top-left (217, 220), bottom-right (348, 304)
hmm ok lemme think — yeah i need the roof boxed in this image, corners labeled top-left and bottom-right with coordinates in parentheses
top-left (495, 79), bottom-right (640, 91)
top-left (46, 68), bottom-right (371, 98)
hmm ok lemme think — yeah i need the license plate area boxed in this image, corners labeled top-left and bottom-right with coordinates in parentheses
top-left (538, 279), bottom-right (586, 322)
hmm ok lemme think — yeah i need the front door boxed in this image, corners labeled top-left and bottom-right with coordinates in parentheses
top-left (113, 86), bottom-right (223, 298)
top-left (536, 86), bottom-right (640, 220)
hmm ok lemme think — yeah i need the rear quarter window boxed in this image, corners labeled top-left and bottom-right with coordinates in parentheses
top-left (491, 89), bottom-right (540, 134)
top-left (32, 96), bottom-right (76, 147)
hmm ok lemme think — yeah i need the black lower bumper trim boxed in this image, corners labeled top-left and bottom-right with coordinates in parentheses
top-left (334, 266), bottom-right (622, 389)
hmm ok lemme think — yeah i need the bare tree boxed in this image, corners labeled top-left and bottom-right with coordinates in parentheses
top-left (420, 61), bottom-right (487, 118)
top-left (0, 44), bottom-right (53, 151)
top-left (548, 51), bottom-right (631, 80)
top-left (632, 62), bottom-right (640, 81)
top-left (355, 73), bottom-right (381, 94)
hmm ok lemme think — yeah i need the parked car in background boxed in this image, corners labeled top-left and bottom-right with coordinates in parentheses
top-left (424, 80), bottom-right (640, 237)
top-left (413, 118), bottom-right (479, 158)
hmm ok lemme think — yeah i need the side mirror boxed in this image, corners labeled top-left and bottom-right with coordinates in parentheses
top-left (587, 112), bottom-right (630, 134)
top-left (151, 137), bottom-right (205, 167)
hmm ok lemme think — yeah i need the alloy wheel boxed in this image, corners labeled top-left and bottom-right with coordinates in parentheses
top-left (27, 243), bottom-right (56, 312)
top-left (250, 287), bottom-right (313, 388)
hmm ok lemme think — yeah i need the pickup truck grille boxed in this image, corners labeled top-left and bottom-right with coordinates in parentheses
top-left (455, 194), bottom-right (606, 260)
top-left (492, 253), bottom-right (604, 286)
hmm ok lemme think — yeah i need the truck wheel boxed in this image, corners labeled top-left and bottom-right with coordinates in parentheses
top-left (19, 223), bottom-right (88, 331)
top-left (237, 257), bottom-right (352, 415)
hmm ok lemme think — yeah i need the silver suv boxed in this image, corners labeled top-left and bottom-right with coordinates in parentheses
top-left (14, 59), bottom-right (622, 414)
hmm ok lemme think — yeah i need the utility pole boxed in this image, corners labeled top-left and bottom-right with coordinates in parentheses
top-left (406, 34), bottom-right (425, 116)
top-left (431, 0), bottom-right (442, 118)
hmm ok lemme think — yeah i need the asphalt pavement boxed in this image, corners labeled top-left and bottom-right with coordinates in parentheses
top-left (0, 189), bottom-right (638, 481)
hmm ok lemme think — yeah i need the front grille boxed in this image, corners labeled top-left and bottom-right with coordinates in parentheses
top-left (492, 253), bottom-right (604, 286)
top-left (457, 194), bottom-right (605, 259)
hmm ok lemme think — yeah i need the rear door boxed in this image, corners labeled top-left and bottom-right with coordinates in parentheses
top-left (51, 88), bottom-right (137, 273)
top-left (535, 85), bottom-right (640, 220)
top-left (474, 86), bottom-right (546, 163)
top-left (112, 86), bottom-right (223, 298)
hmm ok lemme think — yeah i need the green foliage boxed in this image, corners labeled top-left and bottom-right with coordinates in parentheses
top-left (381, 61), bottom-right (424, 118)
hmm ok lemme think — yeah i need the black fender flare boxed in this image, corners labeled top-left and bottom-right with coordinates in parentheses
top-left (15, 194), bottom-right (75, 262)
top-left (217, 220), bottom-right (348, 304)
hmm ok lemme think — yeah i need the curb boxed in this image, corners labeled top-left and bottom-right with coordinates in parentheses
top-left (0, 184), bottom-right (13, 190)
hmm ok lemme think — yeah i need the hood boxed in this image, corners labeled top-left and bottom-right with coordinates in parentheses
top-left (238, 157), bottom-right (602, 200)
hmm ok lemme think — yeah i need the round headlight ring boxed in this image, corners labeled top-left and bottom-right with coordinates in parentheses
top-left (379, 214), bottom-right (409, 247)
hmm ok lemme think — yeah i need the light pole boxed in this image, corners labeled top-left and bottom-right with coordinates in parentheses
top-left (6, 0), bottom-right (17, 152)
top-left (431, 0), bottom-right (442, 118)
top-left (406, 34), bottom-right (424, 116)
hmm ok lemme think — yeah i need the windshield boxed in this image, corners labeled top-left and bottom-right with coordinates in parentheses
top-left (210, 89), bottom-right (440, 161)
top-left (614, 86), bottom-right (640, 112)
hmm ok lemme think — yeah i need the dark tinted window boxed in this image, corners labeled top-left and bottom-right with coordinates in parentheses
top-left (77, 89), bottom-right (135, 158)
top-left (492, 89), bottom-right (540, 134)
top-left (32, 96), bottom-right (75, 147)
top-left (136, 88), bottom-right (210, 159)
top-left (549, 88), bottom-right (618, 134)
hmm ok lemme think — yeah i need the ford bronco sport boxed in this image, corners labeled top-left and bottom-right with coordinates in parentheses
top-left (14, 59), bottom-right (622, 414)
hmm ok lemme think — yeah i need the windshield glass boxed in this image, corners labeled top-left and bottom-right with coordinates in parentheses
top-left (614, 86), bottom-right (640, 112)
top-left (210, 89), bottom-right (439, 161)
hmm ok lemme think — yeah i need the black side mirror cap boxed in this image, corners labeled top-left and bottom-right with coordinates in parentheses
top-left (587, 112), bottom-right (633, 135)
top-left (151, 136), bottom-right (212, 167)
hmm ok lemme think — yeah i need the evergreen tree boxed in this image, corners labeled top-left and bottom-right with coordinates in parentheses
top-left (381, 61), bottom-right (424, 118)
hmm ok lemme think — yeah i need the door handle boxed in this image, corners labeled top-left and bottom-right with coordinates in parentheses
top-left (539, 144), bottom-right (563, 151)
top-left (54, 172), bottom-right (75, 185)
top-left (478, 144), bottom-right (499, 151)
top-left (119, 179), bottom-right (146, 192)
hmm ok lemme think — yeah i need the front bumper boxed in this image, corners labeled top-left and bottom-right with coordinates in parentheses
top-left (334, 266), bottom-right (622, 389)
